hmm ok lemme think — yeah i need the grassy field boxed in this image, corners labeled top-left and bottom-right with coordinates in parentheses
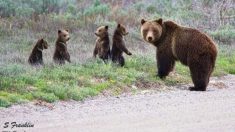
top-left (0, 45), bottom-right (235, 107)
top-left (0, 0), bottom-right (235, 107)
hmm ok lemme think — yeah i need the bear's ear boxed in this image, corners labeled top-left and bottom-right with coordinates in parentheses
top-left (58, 30), bottom-right (62, 34)
top-left (105, 26), bottom-right (108, 30)
top-left (117, 24), bottom-right (121, 28)
top-left (40, 38), bottom-right (44, 42)
top-left (141, 19), bottom-right (146, 25)
top-left (155, 18), bottom-right (163, 25)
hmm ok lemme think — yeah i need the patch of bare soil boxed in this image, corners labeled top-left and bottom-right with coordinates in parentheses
top-left (134, 79), bottom-right (162, 90)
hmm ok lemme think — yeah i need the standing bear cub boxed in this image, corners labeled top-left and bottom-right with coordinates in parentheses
top-left (141, 18), bottom-right (217, 91)
top-left (28, 38), bottom-right (48, 66)
top-left (111, 24), bottom-right (132, 66)
top-left (53, 29), bottom-right (71, 65)
top-left (93, 25), bottom-right (110, 63)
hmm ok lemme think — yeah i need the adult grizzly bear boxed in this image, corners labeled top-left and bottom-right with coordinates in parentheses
top-left (111, 24), bottom-right (132, 66)
top-left (28, 38), bottom-right (48, 66)
top-left (93, 25), bottom-right (110, 63)
top-left (140, 18), bottom-right (217, 91)
top-left (53, 29), bottom-right (71, 65)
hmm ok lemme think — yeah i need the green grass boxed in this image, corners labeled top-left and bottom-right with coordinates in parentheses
top-left (0, 50), bottom-right (235, 107)
top-left (213, 46), bottom-right (235, 75)
top-left (0, 0), bottom-right (234, 108)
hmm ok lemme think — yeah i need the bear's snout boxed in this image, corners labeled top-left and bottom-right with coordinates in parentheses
top-left (147, 36), bottom-right (153, 42)
top-left (146, 31), bottom-right (155, 42)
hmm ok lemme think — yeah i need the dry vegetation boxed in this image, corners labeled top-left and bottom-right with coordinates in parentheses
top-left (0, 0), bottom-right (235, 107)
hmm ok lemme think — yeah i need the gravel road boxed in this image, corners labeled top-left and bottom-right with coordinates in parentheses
top-left (1, 75), bottom-right (235, 132)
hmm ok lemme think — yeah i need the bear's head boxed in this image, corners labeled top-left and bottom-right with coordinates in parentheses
top-left (116, 24), bottom-right (128, 36)
top-left (140, 18), bottom-right (163, 44)
top-left (58, 29), bottom-right (70, 43)
top-left (37, 38), bottom-right (48, 50)
top-left (95, 26), bottom-right (108, 38)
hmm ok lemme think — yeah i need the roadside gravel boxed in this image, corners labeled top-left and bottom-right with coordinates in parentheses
top-left (1, 75), bottom-right (235, 132)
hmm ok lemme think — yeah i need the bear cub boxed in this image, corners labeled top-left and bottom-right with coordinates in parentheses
top-left (93, 25), bottom-right (110, 63)
top-left (28, 38), bottom-right (48, 66)
top-left (111, 24), bottom-right (132, 66)
top-left (53, 29), bottom-right (71, 65)
top-left (140, 18), bottom-right (217, 91)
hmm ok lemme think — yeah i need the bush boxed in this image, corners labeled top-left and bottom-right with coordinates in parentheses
top-left (0, 0), bottom-right (16, 17)
top-left (146, 5), bottom-right (157, 13)
top-left (84, 0), bottom-right (110, 18)
top-left (209, 25), bottom-right (235, 45)
top-left (15, 7), bottom-right (34, 17)
top-left (0, 0), bottom-right (62, 18)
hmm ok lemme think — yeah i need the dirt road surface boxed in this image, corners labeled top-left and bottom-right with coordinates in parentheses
top-left (1, 75), bottom-right (235, 132)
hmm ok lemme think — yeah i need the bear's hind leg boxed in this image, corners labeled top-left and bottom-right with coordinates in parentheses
top-left (54, 58), bottom-right (65, 65)
top-left (101, 54), bottom-right (109, 64)
top-left (189, 56), bottom-right (212, 91)
top-left (118, 55), bottom-right (125, 67)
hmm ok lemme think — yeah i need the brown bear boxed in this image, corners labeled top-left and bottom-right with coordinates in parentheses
top-left (111, 24), bottom-right (132, 66)
top-left (140, 18), bottom-right (217, 91)
top-left (93, 25), bottom-right (110, 63)
top-left (28, 38), bottom-right (48, 66)
top-left (53, 29), bottom-right (71, 65)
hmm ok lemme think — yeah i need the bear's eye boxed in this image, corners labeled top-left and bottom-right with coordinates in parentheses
top-left (99, 30), bottom-right (101, 32)
top-left (64, 35), bottom-right (66, 37)
top-left (143, 29), bottom-right (148, 33)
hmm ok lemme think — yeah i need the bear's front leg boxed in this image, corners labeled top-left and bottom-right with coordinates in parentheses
top-left (38, 58), bottom-right (44, 65)
top-left (157, 51), bottom-right (175, 79)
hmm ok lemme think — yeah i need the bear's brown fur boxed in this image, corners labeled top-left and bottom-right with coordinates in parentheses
top-left (28, 38), bottom-right (48, 66)
top-left (93, 25), bottom-right (110, 63)
top-left (141, 18), bottom-right (217, 91)
top-left (111, 24), bottom-right (132, 66)
top-left (53, 29), bottom-right (71, 65)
